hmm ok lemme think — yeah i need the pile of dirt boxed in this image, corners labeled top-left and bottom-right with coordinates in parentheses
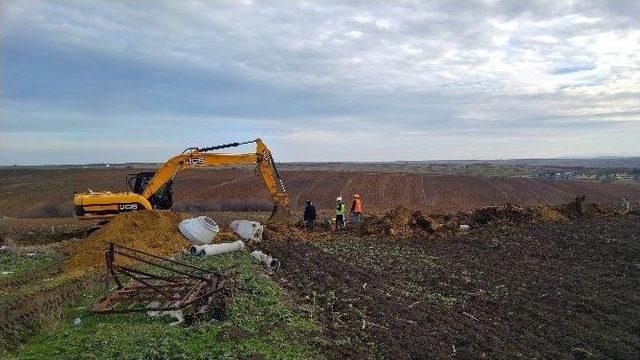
top-left (64, 211), bottom-right (191, 273)
top-left (359, 203), bottom-right (574, 237)
top-left (360, 206), bottom-right (442, 237)
top-left (534, 204), bottom-right (567, 222)
top-left (471, 203), bottom-right (576, 226)
top-left (559, 195), bottom-right (617, 219)
top-left (264, 199), bottom-right (619, 240)
top-left (472, 204), bottom-right (531, 225)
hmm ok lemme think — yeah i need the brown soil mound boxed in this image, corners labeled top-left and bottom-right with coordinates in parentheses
top-left (64, 211), bottom-right (190, 273)
top-left (472, 204), bottom-right (531, 225)
top-left (534, 204), bottom-right (567, 222)
top-left (361, 206), bottom-right (442, 237)
top-left (559, 195), bottom-right (617, 219)
top-left (264, 199), bottom-right (616, 240)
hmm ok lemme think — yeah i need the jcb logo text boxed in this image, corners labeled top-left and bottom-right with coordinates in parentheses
top-left (119, 204), bottom-right (138, 211)
top-left (187, 157), bottom-right (205, 165)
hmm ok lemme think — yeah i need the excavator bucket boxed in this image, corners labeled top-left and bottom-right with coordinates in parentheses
top-left (267, 204), bottom-right (291, 225)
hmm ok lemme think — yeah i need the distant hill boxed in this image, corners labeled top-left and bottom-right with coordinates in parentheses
top-left (3, 157), bottom-right (639, 170)
top-left (386, 157), bottom-right (640, 169)
top-left (487, 157), bottom-right (640, 169)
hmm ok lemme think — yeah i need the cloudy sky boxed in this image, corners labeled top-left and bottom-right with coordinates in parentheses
top-left (1, 0), bottom-right (639, 164)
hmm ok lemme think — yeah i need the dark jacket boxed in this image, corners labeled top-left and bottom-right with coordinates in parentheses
top-left (303, 203), bottom-right (317, 221)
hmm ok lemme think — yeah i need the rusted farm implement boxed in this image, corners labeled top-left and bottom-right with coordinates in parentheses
top-left (92, 243), bottom-right (226, 321)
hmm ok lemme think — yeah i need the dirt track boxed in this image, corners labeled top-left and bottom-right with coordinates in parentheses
top-left (262, 215), bottom-right (640, 359)
top-left (2, 168), bottom-right (639, 217)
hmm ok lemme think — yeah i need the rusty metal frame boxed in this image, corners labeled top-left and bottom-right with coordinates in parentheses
top-left (92, 243), bottom-right (225, 315)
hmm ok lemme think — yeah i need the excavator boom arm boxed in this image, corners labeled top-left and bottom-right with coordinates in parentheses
top-left (141, 153), bottom-right (259, 199)
top-left (141, 139), bottom-right (289, 219)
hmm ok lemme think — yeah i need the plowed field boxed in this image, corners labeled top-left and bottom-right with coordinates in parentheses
top-left (1, 168), bottom-right (639, 217)
top-left (262, 215), bottom-right (640, 358)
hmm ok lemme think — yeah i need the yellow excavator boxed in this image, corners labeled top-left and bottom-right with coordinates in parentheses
top-left (73, 139), bottom-right (290, 223)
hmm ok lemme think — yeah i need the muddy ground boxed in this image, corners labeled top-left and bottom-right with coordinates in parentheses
top-left (263, 215), bottom-right (640, 359)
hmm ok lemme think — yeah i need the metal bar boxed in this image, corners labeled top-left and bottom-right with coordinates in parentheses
top-left (94, 243), bottom-right (225, 316)
top-left (112, 249), bottom-right (210, 282)
top-left (116, 282), bottom-right (191, 291)
top-left (114, 280), bottom-right (191, 291)
top-left (118, 268), bottom-right (174, 300)
top-left (114, 265), bottom-right (180, 284)
top-left (115, 286), bottom-right (190, 296)
top-left (93, 280), bottom-right (224, 314)
top-left (111, 243), bottom-right (217, 274)
top-left (178, 285), bottom-right (225, 308)
top-left (173, 278), bottom-right (208, 308)
top-left (111, 294), bottom-right (181, 302)
top-left (106, 244), bottom-right (122, 289)
top-left (93, 305), bottom-right (183, 314)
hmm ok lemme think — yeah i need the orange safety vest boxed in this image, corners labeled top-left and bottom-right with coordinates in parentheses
top-left (352, 198), bottom-right (362, 213)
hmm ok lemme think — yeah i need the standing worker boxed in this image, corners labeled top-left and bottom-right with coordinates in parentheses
top-left (335, 196), bottom-right (346, 230)
top-left (351, 194), bottom-right (363, 226)
top-left (303, 200), bottom-right (317, 231)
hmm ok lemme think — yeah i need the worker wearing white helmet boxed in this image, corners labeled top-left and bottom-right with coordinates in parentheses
top-left (335, 196), bottom-right (346, 230)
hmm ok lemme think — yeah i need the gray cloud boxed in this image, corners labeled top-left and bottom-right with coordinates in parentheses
top-left (1, 0), bottom-right (639, 164)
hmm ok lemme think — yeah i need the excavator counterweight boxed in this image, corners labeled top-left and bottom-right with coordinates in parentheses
top-left (73, 139), bottom-right (290, 224)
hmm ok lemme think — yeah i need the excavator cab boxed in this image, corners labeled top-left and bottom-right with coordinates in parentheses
top-left (127, 172), bottom-right (155, 194)
top-left (126, 172), bottom-right (173, 210)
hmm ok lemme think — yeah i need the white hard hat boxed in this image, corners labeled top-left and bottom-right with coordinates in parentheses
top-left (336, 196), bottom-right (342, 202)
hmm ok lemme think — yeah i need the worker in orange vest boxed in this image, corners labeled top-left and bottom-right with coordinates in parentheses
top-left (350, 194), bottom-right (363, 227)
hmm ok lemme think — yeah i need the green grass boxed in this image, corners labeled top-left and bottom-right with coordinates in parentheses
top-left (0, 252), bottom-right (62, 287)
top-left (5, 252), bottom-right (323, 360)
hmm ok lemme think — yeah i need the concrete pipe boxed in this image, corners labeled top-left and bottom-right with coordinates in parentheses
top-left (230, 220), bottom-right (264, 242)
top-left (250, 250), bottom-right (280, 270)
top-left (190, 240), bottom-right (245, 256)
top-left (179, 216), bottom-right (219, 245)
